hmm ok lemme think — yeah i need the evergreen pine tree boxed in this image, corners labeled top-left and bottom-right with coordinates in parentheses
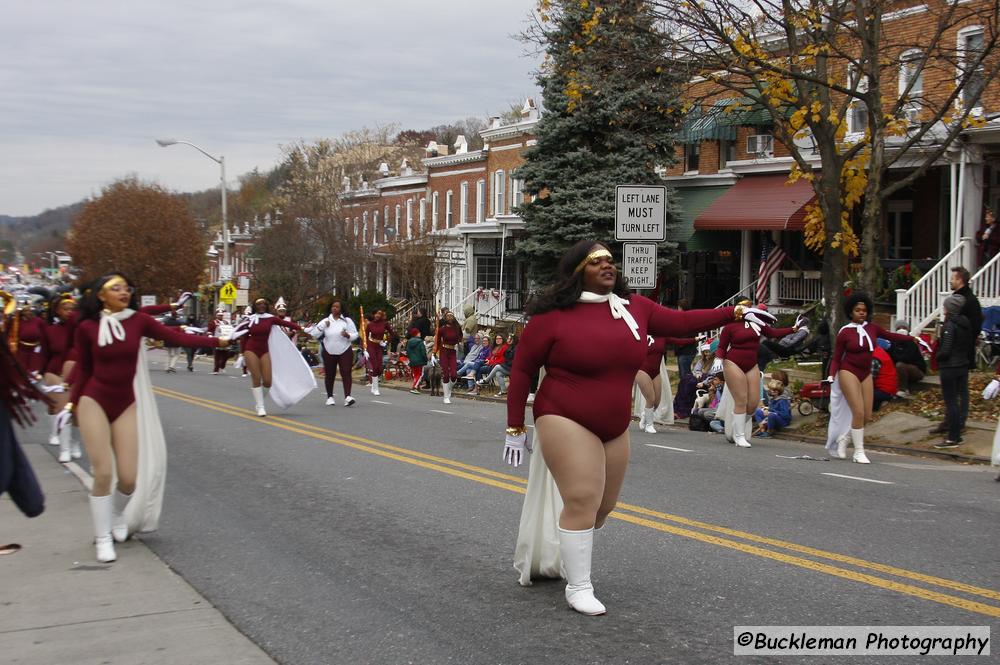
top-left (516, 0), bottom-right (683, 287)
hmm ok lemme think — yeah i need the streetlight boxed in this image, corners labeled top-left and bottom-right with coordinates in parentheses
top-left (155, 139), bottom-right (229, 278)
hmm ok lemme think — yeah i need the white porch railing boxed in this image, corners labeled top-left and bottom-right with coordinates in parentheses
top-left (777, 270), bottom-right (823, 303)
top-left (894, 237), bottom-right (972, 332)
top-left (971, 249), bottom-right (1000, 308)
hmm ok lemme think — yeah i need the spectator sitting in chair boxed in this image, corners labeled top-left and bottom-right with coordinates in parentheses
top-left (457, 334), bottom-right (488, 389)
top-left (753, 379), bottom-right (792, 437)
top-left (872, 343), bottom-right (898, 412)
top-left (691, 343), bottom-right (713, 380)
top-left (888, 321), bottom-right (926, 398)
top-left (469, 333), bottom-right (507, 395)
top-left (693, 373), bottom-right (724, 411)
top-left (477, 333), bottom-right (517, 396)
top-left (757, 316), bottom-right (811, 370)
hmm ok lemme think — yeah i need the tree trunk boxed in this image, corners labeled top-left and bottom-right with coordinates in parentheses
top-left (818, 166), bottom-right (847, 330)
top-left (860, 130), bottom-right (887, 300)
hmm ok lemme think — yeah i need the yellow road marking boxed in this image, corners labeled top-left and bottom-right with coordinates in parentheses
top-left (153, 386), bottom-right (1000, 618)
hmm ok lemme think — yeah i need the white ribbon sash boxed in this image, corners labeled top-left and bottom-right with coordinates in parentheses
top-left (577, 291), bottom-right (640, 341)
top-left (98, 309), bottom-right (134, 347)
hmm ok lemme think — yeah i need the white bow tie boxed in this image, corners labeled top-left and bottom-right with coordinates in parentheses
top-left (98, 309), bottom-right (135, 347)
top-left (578, 291), bottom-right (640, 341)
top-left (841, 322), bottom-right (874, 351)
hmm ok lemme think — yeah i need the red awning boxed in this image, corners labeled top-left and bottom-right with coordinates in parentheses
top-left (693, 174), bottom-right (816, 231)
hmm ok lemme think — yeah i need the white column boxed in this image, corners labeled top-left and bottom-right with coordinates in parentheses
top-left (740, 230), bottom-right (752, 294)
top-left (768, 231), bottom-right (781, 305)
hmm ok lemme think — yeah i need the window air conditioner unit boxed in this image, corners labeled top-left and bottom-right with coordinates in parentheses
top-left (747, 134), bottom-right (774, 156)
top-left (904, 104), bottom-right (921, 125)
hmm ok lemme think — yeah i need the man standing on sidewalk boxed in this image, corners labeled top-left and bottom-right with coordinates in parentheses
top-left (934, 294), bottom-right (973, 449)
top-left (930, 267), bottom-right (982, 436)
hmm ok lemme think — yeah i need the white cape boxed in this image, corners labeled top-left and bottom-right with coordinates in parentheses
top-left (631, 358), bottom-right (674, 425)
top-left (513, 430), bottom-right (564, 586)
top-left (121, 343), bottom-right (167, 535)
top-left (992, 422), bottom-right (1000, 467)
top-left (717, 384), bottom-right (736, 442)
top-left (266, 326), bottom-right (316, 409)
top-left (824, 377), bottom-right (852, 455)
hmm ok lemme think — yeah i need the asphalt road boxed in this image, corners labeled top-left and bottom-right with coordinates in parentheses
top-left (26, 351), bottom-right (1000, 664)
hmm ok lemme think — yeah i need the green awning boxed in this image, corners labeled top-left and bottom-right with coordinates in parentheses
top-left (670, 185), bottom-right (730, 244)
top-left (678, 98), bottom-right (774, 143)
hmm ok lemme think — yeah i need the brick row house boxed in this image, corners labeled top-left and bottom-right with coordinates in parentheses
top-left (668, 0), bottom-right (1000, 331)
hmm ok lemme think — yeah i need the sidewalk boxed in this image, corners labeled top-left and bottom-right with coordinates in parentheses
top-left (0, 443), bottom-right (275, 665)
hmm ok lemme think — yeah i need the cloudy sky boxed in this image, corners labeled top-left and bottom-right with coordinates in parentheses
top-left (0, 1), bottom-right (541, 216)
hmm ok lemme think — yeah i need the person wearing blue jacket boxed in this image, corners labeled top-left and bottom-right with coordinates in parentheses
top-left (753, 379), bottom-right (792, 437)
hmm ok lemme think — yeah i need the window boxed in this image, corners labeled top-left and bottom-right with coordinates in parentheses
top-left (406, 199), bottom-right (413, 237)
top-left (494, 170), bottom-right (505, 216)
top-left (384, 206), bottom-right (390, 237)
top-left (354, 217), bottom-right (359, 239)
top-left (446, 190), bottom-right (453, 227)
top-left (395, 205), bottom-right (401, 238)
top-left (887, 201), bottom-right (914, 260)
top-left (847, 65), bottom-right (868, 135)
top-left (432, 191), bottom-right (439, 229)
top-left (899, 50), bottom-right (924, 122)
top-left (959, 28), bottom-right (985, 111)
top-left (460, 182), bottom-right (469, 224)
top-left (362, 212), bottom-right (369, 244)
top-left (374, 211), bottom-right (380, 243)
top-left (476, 180), bottom-right (486, 222)
top-left (720, 139), bottom-right (736, 168)
top-left (684, 143), bottom-right (700, 172)
top-left (511, 178), bottom-right (524, 209)
top-left (419, 198), bottom-right (427, 233)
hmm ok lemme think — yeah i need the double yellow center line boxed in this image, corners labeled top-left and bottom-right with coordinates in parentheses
top-left (153, 385), bottom-right (1000, 619)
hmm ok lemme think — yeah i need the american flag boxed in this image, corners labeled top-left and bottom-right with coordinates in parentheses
top-left (755, 240), bottom-right (787, 303)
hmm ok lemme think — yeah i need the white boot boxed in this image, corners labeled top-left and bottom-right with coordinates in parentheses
top-left (637, 409), bottom-right (647, 430)
top-left (851, 428), bottom-right (870, 464)
top-left (252, 387), bottom-right (266, 417)
top-left (834, 431), bottom-right (850, 459)
top-left (643, 408), bottom-right (657, 434)
top-left (48, 414), bottom-right (60, 446)
top-left (371, 376), bottom-right (380, 396)
top-left (89, 495), bottom-right (116, 563)
top-left (733, 415), bottom-right (751, 447)
top-left (70, 428), bottom-right (82, 460)
top-left (443, 381), bottom-right (452, 405)
top-left (559, 527), bottom-right (606, 616)
top-left (57, 425), bottom-right (71, 463)
top-left (111, 489), bottom-right (132, 543)
top-left (746, 416), bottom-right (754, 440)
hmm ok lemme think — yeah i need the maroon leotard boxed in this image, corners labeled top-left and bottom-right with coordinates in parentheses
top-left (365, 319), bottom-right (392, 377)
top-left (242, 315), bottom-right (301, 356)
top-left (436, 324), bottom-right (463, 383)
top-left (508, 297), bottom-right (735, 442)
top-left (829, 322), bottom-right (912, 382)
top-left (70, 311), bottom-right (221, 422)
top-left (14, 316), bottom-right (47, 374)
top-left (716, 322), bottom-right (794, 372)
top-left (42, 315), bottom-right (76, 376)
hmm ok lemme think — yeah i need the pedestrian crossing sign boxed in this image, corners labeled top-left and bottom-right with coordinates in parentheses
top-left (219, 282), bottom-right (237, 303)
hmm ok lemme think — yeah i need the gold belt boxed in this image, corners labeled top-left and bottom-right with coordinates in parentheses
top-left (441, 343), bottom-right (456, 350)
top-left (18, 340), bottom-right (39, 347)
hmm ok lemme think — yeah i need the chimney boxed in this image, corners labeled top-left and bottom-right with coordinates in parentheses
top-left (521, 97), bottom-right (539, 121)
top-left (342, 175), bottom-right (351, 192)
top-left (400, 158), bottom-right (413, 176)
top-left (378, 162), bottom-right (390, 176)
top-left (425, 141), bottom-right (439, 157)
top-left (489, 116), bottom-right (502, 129)
top-left (453, 135), bottom-right (468, 154)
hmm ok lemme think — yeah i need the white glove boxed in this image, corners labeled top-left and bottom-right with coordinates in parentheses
top-left (743, 307), bottom-right (777, 327)
top-left (710, 358), bottom-right (724, 375)
top-left (230, 327), bottom-right (249, 341)
top-left (363, 350), bottom-right (370, 361)
top-left (174, 291), bottom-right (193, 308)
top-left (379, 341), bottom-right (387, 348)
top-left (39, 383), bottom-right (65, 394)
top-left (183, 326), bottom-right (206, 335)
top-left (913, 336), bottom-right (932, 355)
top-left (429, 356), bottom-right (439, 367)
top-left (823, 375), bottom-right (834, 383)
top-left (503, 432), bottom-right (531, 467)
top-left (983, 379), bottom-right (1000, 400)
top-left (56, 405), bottom-right (73, 433)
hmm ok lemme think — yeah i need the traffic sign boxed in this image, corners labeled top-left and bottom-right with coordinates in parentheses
top-left (219, 282), bottom-right (237, 303)
top-left (140, 295), bottom-right (157, 308)
top-left (622, 243), bottom-right (657, 289)
top-left (219, 264), bottom-right (233, 281)
top-left (615, 185), bottom-right (667, 241)
top-left (235, 289), bottom-right (249, 307)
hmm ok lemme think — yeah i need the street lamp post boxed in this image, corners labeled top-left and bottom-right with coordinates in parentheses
top-left (155, 139), bottom-right (229, 278)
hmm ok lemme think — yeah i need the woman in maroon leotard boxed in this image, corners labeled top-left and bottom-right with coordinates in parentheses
top-left (365, 310), bottom-right (392, 396)
top-left (634, 335), bottom-right (694, 433)
top-left (241, 297), bottom-right (302, 416)
top-left (42, 293), bottom-right (80, 460)
top-left (435, 311), bottom-right (463, 405)
top-left (64, 274), bottom-right (230, 563)
top-left (714, 301), bottom-right (796, 448)
top-left (824, 293), bottom-right (915, 464)
top-left (11, 303), bottom-right (47, 377)
top-left (504, 240), bottom-right (774, 616)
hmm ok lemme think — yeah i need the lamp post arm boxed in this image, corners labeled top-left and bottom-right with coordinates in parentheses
top-left (169, 140), bottom-right (222, 165)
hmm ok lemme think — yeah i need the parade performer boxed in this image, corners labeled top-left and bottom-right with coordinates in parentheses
top-left (364, 309), bottom-right (392, 396)
top-left (634, 334), bottom-right (693, 434)
top-left (41, 292), bottom-right (81, 461)
top-left (58, 273), bottom-right (232, 562)
top-left (981, 363), bottom-right (1000, 481)
top-left (505, 241), bottom-right (773, 615)
top-left (238, 297), bottom-right (313, 417)
top-left (435, 310), bottom-right (463, 405)
top-left (9, 300), bottom-right (47, 377)
top-left (307, 300), bottom-right (358, 407)
top-left (207, 308), bottom-right (234, 374)
top-left (825, 293), bottom-right (925, 463)
top-left (275, 297), bottom-right (297, 339)
top-left (711, 302), bottom-right (796, 448)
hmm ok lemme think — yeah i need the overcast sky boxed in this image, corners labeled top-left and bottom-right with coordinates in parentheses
top-left (0, 1), bottom-right (541, 216)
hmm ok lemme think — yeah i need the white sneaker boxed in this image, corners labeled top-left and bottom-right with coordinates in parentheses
top-left (58, 449), bottom-right (71, 463)
top-left (643, 423), bottom-right (657, 434)
top-left (344, 396), bottom-right (356, 407)
top-left (71, 440), bottom-right (82, 459)
top-left (256, 406), bottom-right (267, 417)
top-left (325, 396), bottom-right (336, 406)
top-left (48, 434), bottom-right (59, 446)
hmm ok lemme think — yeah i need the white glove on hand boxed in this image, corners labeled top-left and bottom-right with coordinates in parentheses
top-left (823, 375), bottom-right (835, 384)
top-left (56, 405), bottom-right (73, 433)
top-left (230, 327), bottom-right (249, 341)
top-left (983, 379), bottom-right (1000, 400)
top-left (913, 336), bottom-right (932, 355)
top-left (363, 350), bottom-right (370, 361)
top-left (710, 358), bottom-right (724, 375)
top-left (743, 307), bottom-right (777, 327)
top-left (503, 432), bottom-right (530, 467)
top-left (39, 383), bottom-right (65, 394)
top-left (174, 291), bottom-right (193, 308)
top-left (183, 326), bottom-right (206, 335)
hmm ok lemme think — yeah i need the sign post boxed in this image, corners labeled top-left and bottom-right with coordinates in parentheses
top-left (615, 185), bottom-right (666, 289)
